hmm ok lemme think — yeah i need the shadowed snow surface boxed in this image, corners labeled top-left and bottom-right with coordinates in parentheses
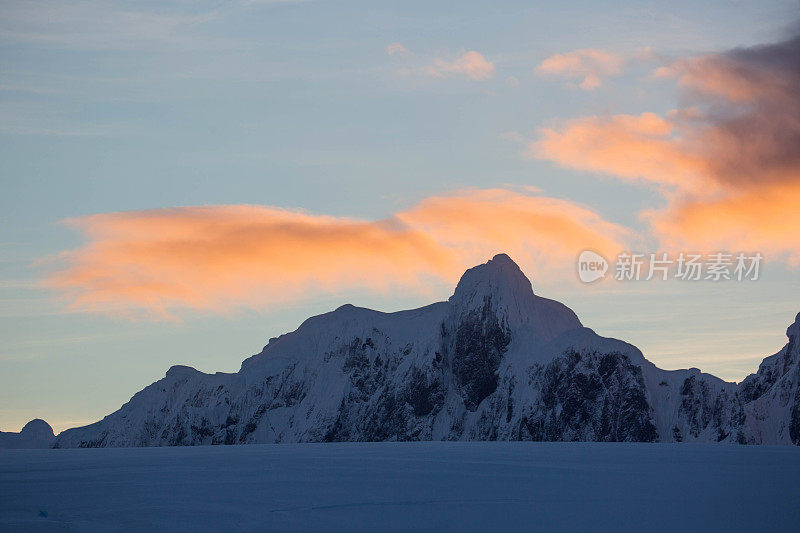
top-left (1, 442), bottom-right (799, 532)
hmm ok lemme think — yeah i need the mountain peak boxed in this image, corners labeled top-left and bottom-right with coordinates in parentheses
top-left (451, 253), bottom-right (534, 304)
top-left (790, 312), bottom-right (800, 335)
top-left (20, 419), bottom-right (54, 440)
top-left (448, 254), bottom-right (581, 339)
top-left (0, 418), bottom-right (55, 449)
top-left (488, 252), bottom-right (516, 266)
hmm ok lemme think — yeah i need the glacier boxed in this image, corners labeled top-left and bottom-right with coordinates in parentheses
top-left (41, 253), bottom-right (800, 447)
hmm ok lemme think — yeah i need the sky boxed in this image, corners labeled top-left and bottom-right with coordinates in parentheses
top-left (1, 0), bottom-right (800, 433)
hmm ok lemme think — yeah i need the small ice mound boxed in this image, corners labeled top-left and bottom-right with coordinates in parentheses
top-left (20, 419), bottom-right (55, 441)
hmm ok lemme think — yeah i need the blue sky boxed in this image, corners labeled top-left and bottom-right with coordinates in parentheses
top-left (2, 0), bottom-right (799, 432)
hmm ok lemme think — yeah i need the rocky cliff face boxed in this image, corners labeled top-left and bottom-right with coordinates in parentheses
top-left (738, 315), bottom-right (800, 444)
top-left (54, 254), bottom-right (800, 447)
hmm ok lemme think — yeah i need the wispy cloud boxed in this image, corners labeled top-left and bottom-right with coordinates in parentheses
top-left (423, 51), bottom-right (496, 80)
top-left (536, 48), bottom-right (624, 90)
top-left (42, 189), bottom-right (629, 319)
top-left (387, 45), bottom-right (496, 82)
top-left (385, 42), bottom-right (409, 56)
top-left (0, 102), bottom-right (132, 137)
top-left (0, 0), bottom-right (246, 51)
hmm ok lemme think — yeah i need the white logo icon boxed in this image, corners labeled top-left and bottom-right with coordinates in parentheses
top-left (578, 250), bottom-right (608, 283)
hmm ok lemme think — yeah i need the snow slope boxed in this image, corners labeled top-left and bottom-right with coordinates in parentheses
top-left (51, 254), bottom-right (800, 447)
top-left (1, 442), bottom-right (799, 532)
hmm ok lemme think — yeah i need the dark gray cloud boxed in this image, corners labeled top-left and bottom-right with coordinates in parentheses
top-left (673, 30), bottom-right (800, 188)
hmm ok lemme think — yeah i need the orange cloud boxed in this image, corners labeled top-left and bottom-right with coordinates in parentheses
top-left (646, 182), bottom-right (800, 265)
top-left (529, 112), bottom-right (709, 191)
top-left (397, 189), bottom-right (629, 276)
top-left (537, 49), bottom-right (623, 90)
top-left (43, 190), bottom-right (629, 319)
top-left (425, 51), bottom-right (496, 80)
top-left (531, 31), bottom-right (800, 260)
top-left (46, 206), bottom-right (460, 319)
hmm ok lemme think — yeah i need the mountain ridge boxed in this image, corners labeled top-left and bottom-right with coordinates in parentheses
top-left (23, 254), bottom-right (800, 447)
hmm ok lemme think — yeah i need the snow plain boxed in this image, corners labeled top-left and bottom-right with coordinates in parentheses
top-left (1, 442), bottom-right (799, 532)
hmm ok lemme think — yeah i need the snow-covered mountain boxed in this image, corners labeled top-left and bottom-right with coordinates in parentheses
top-left (53, 254), bottom-right (800, 447)
top-left (0, 419), bottom-right (55, 449)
